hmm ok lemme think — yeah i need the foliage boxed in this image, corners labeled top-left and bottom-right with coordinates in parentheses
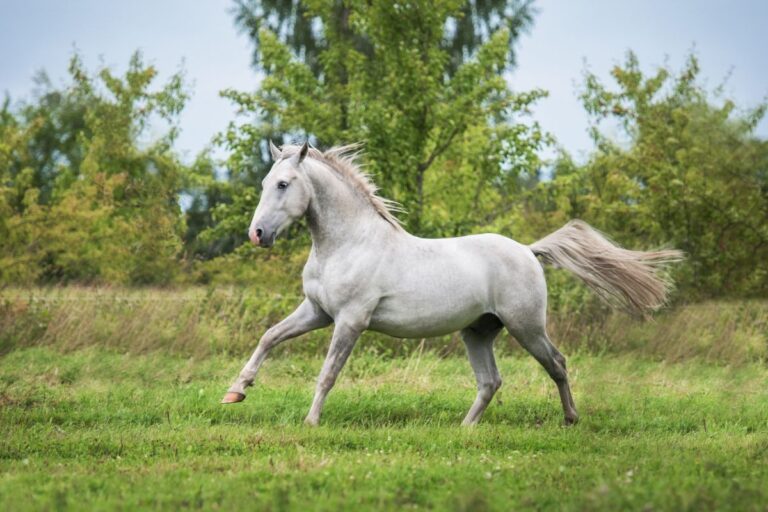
top-left (0, 53), bottom-right (190, 285)
top-left (214, 0), bottom-right (539, 243)
top-left (206, 0), bottom-right (548, 252)
top-left (524, 52), bottom-right (768, 298)
top-left (1, 346), bottom-right (767, 510)
top-left (233, 0), bottom-right (536, 76)
top-left (2, 11), bottom-right (767, 303)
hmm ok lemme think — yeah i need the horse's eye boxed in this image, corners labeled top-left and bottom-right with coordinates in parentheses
top-left (277, 181), bottom-right (289, 190)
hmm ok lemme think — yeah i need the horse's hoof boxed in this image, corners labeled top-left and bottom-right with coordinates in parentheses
top-left (221, 392), bottom-right (246, 404)
top-left (564, 414), bottom-right (579, 426)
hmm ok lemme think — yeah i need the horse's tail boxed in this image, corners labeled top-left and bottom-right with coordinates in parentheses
top-left (529, 220), bottom-right (683, 316)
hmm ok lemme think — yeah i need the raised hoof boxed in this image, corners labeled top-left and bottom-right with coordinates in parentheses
top-left (220, 392), bottom-right (246, 404)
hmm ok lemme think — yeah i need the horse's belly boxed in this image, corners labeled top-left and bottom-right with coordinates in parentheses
top-left (368, 320), bottom-right (473, 338)
top-left (368, 295), bottom-right (486, 338)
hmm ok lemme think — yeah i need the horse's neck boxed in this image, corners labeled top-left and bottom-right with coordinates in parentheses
top-left (305, 164), bottom-right (393, 257)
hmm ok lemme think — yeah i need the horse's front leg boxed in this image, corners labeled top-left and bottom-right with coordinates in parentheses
top-left (221, 299), bottom-right (331, 403)
top-left (304, 319), bottom-right (365, 426)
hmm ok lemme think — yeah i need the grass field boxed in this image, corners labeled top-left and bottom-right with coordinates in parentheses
top-left (2, 346), bottom-right (767, 511)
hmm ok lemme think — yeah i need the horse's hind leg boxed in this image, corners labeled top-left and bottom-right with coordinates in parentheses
top-left (510, 325), bottom-right (579, 425)
top-left (460, 316), bottom-right (503, 426)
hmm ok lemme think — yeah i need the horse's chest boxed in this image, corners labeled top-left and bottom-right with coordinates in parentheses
top-left (302, 261), bottom-right (371, 317)
top-left (302, 275), bottom-right (334, 313)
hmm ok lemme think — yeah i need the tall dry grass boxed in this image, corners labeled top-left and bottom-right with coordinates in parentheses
top-left (547, 301), bottom-right (768, 363)
top-left (1, 287), bottom-right (766, 364)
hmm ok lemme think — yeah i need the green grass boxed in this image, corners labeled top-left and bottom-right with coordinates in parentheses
top-left (1, 347), bottom-right (766, 511)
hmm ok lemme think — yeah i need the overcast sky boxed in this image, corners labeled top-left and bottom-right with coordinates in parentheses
top-left (1, 0), bottom-right (766, 163)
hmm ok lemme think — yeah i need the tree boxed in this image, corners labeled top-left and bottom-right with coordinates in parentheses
top-left (531, 52), bottom-right (768, 298)
top-left (212, 0), bottom-right (547, 242)
top-left (232, 0), bottom-right (536, 77)
top-left (0, 53), bottom-right (190, 285)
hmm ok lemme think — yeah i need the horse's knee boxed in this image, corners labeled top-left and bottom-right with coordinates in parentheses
top-left (478, 384), bottom-right (494, 401)
top-left (478, 377), bottom-right (502, 401)
top-left (317, 373), bottom-right (338, 393)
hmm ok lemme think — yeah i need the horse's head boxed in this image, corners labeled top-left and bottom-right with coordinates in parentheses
top-left (248, 141), bottom-right (312, 248)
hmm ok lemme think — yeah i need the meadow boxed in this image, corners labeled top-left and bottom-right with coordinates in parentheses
top-left (1, 289), bottom-right (767, 511)
top-left (2, 1), bottom-right (766, 509)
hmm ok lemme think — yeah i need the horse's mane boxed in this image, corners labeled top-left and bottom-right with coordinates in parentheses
top-left (279, 143), bottom-right (405, 231)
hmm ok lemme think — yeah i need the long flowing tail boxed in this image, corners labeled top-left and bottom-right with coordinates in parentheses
top-left (529, 220), bottom-right (684, 315)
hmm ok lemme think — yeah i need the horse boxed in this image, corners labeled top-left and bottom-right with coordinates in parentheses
top-left (221, 141), bottom-right (682, 426)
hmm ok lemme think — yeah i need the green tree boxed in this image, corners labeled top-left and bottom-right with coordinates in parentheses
top-left (532, 52), bottom-right (768, 298)
top-left (213, 0), bottom-right (547, 243)
top-left (0, 53), bottom-right (190, 284)
top-left (233, 0), bottom-right (535, 78)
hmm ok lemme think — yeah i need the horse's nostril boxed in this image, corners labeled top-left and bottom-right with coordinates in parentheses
top-left (256, 228), bottom-right (263, 239)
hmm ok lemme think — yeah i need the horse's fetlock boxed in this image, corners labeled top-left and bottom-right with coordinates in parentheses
top-left (235, 374), bottom-right (254, 389)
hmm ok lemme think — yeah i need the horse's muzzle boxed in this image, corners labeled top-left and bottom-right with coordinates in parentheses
top-left (249, 227), bottom-right (275, 248)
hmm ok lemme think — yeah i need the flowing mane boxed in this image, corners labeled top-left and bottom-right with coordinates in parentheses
top-left (279, 143), bottom-right (405, 231)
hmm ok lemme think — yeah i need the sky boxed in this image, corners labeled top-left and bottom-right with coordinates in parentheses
top-left (513, 0), bottom-right (768, 161)
top-left (1, 0), bottom-right (766, 164)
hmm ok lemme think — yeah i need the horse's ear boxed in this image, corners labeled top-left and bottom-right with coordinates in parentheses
top-left (297, 141), bottom-right (309, 164)
top-left (269, 140), bottom-right (281, 161)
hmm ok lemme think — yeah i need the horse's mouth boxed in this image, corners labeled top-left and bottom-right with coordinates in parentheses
top-left (259, 231), bottom-right (277, 248)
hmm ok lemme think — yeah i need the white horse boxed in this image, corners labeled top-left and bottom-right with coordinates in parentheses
top-left (221, 142), bottom-right (681, 426)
